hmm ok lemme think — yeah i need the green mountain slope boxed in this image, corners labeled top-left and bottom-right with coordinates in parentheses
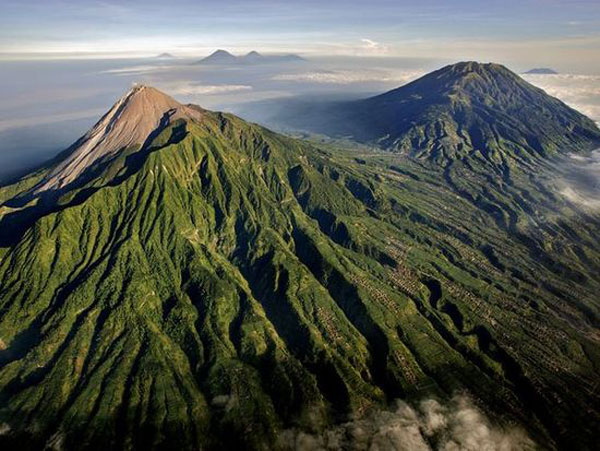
top-left (0, 83), bottom-right (599, 450)
top-left (275, 62), bottom-right (600, 168)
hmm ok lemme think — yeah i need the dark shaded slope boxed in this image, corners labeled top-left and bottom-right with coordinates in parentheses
top-left (280, 62), bottom-right (600, 167)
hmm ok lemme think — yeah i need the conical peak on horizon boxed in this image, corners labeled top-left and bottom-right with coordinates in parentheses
top-left (155, 52), bottom-right (176, 59)
top-left (202, 49), bottom-right (238, 59)
top-left (211, 49), bottom-right (235, 56)
top-left (244, 50), bottom-right (264, 60)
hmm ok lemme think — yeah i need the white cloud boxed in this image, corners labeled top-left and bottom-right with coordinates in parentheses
top-left (272, 69), bottom-right (423, 85)
top-left (360, 38), bottom-right (390, 55)
top-left (308, 38), bottom-right (395, 57)
top-left (559, 186), bottom-right (600, 209)
top-left (0, 423), bottom-right (11, 436)
top-left (278, 394), bottom-right (535, 450)
top-left (100, 65), bottom-right (174, 75)
top-left (154, 81), bottom-right (253, 98)
top-left (558, 150), bottom-right (600, 209)
top-left (522, 73), bottom-right (600, 121)
top-left (169, 84), bottom-right (252, 96)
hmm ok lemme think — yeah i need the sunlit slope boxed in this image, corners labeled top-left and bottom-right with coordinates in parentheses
top-left (0, 98), bottom-right (599, 449)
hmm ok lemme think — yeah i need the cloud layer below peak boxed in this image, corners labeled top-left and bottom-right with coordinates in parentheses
top-left (523, 73), bottom-right (600, 121)
top-left (278, 394), bottom-right (535, 451)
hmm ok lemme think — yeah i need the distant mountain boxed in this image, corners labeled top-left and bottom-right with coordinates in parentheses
top-left (196, 49), bottom-right (305, 65)
top-left (269, 53), bottom-right (306, 63)
top-left (281, 62), bottom-right (600, 167)
top-left (524, 67), bottom-right (558, 74)
top-left (155, 52), bottom-right (175, 59)
top-left (196, 49), bottom-right (238, 64)
top-left (242, 50), bottom-right (263, 62)
top-left (1, 82), bottom-right (600, 450)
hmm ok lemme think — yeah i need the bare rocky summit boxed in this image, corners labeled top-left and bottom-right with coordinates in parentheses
top-left (34, 85), bottom-right (203, 194)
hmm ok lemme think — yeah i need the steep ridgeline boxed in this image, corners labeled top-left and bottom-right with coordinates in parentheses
top-left (34, 85), bottom-right (204, 194)
top-left (0, 86), bottom-right (600, 450)
top-left (287, 62), bottom-right (600, 168)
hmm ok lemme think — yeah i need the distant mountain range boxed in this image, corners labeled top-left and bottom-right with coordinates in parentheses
top-left (1, 63), bottom-right (600, 450)
top-left (523, 67), bottom-right (558, 74)
top-left (195, 49), bottom-right (306, 65)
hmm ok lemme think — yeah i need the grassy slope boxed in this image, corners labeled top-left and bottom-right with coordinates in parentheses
top-left (0, 112), bottom-right (599, 449)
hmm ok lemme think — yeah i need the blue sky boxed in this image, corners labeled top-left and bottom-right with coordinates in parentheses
top-left (1, 0), bottom-right (599, 69)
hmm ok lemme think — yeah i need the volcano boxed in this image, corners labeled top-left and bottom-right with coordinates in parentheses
top-left (0, 77), bottom-right (599, 450)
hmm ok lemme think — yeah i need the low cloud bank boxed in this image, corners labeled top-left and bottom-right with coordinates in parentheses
top-left (279, 395), bottom-right (535, 451)
top-left (558, 151), bottom-right (600, 209)
top-left (523, 73), bottom-right (600, 121)
top-left (272, 69), bottom-right (423, 85)
top-left (152, 80), bottom-right (253, 97)
top-left (100, 65), bottom-right (175, 75)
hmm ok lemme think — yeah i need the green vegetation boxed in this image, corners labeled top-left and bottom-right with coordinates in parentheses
top-left (0, 65), bottom-right (599, 450)
top-left (275, 61), bottom-right (600, 170)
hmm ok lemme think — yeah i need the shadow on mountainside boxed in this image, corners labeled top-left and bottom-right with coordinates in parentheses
top-left (0, 117), bottom-right (187, 248)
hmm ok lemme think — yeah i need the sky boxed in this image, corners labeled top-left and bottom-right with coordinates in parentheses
top-left (1, 0), bottom-right (600, 72)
